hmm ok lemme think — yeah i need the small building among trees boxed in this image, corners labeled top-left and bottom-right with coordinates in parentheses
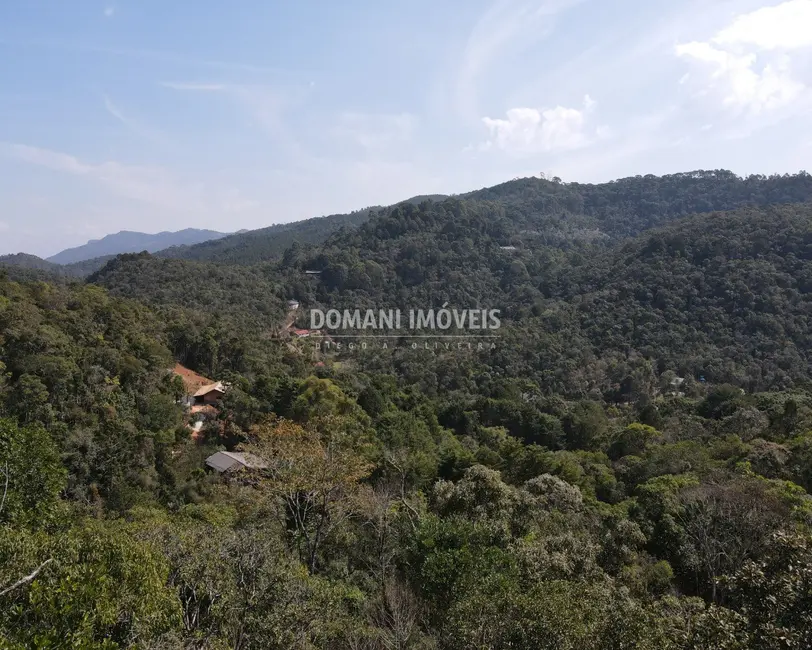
top-left (193, 382), bottom-right (227, 405)
top-left (170, 364), bottom-right (227, 435)
top-left (205, 451), bottom-right (268, 473)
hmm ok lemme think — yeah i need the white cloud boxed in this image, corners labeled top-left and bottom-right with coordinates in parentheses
top-left (0, 221), bottom-right (9, 232)
top-left (676, 42), bottom-right (804, 114)
top-left (480, 94), bottom-right (600, 154)
top-left (676, 0), bottom-right (812, 115)
top-left (104, 6), bottom-right (115, 17)
top-left (714, 0), bottom-right (812, 50)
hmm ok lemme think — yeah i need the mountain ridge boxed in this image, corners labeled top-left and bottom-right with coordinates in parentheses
top-left (5, 170), bottom-right (812, 278)
top-left (46, 228), bottom-right (231, 264)
top-left (154, 194), bottom-right (450, 265)
top-left (149, 170), bottom-right (812, 266)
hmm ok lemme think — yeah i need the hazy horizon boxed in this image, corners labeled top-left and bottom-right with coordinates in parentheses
top-left (2, 0), bottom-right (811, 256)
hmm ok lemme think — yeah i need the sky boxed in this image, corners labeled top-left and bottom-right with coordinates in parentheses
top-left (1, 0), bottom-right (811, 257)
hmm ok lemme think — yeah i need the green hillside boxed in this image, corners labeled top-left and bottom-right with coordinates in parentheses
top-left (6, 171), bottom-right (812, 647)
top-left (467, 169), bottom-right (812, 238)
top-left (152, 169), bottom-right (812, 268)
top-left (156, 207), bottom-right (378, 264)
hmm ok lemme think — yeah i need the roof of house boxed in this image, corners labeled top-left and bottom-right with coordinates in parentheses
top-left (292, 329), bottom-right (311, 337)
top-left (193, 381), bottom-right (226, 397)
top-left (172, 363), bottom-right (215, 395)
top-left (205, 451), bottom-right (268, 473)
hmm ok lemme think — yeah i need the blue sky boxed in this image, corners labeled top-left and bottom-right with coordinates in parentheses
top-left (1, 0), bottom-right (811, 256)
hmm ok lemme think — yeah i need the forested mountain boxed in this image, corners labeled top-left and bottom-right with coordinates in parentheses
top-left (88, 252), bottom-right (287, 328)
top-left (6, 170), bottom-right (812, 648)
top-left (282, 196), bottom-right (595, 307)
top-left (0, 274), bottom-right (181, 504)
top-left (0, 252), bottom-right (61, 272)
top-left (156, 207), bottom-right (380, 265)
top-left (0, 253), bottom-right (115, 283)
top-left (561, 203), bottom-right (812, 391)
top-left (60, 254), bottom-right (118, 277)
top-left (149, 169), bottom-right (812, 266)
top-left (271, 196), bottom-right (812, 397)
top-left (47, 228), bottom-right (230, 264)
top-left (3, 170), bottom-right (809, 275)
top-left (156, 195), bottom-right (449, 266)
top-left (466, 169), bottom-right (812, 238)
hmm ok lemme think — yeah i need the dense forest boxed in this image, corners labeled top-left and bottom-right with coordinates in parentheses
top-left (4, 170), bottom-right (812, 648)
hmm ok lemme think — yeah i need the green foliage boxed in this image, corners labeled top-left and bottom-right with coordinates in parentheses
top-left (4, 171), bottom-right (812, 646)
top-left (721, 530), bottom-right (812, 647)
top-left (444, 578), bottom-right (669, 650)
top-left (609, 423), bottom-right (662, 460)
top-left (0, 521), bottom-right (181, 648)
top-left (0, 418), bottom-right (65, 527)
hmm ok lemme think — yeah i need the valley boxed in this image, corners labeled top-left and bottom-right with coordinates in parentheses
top-left (3, 169), bottom-right (812, 648)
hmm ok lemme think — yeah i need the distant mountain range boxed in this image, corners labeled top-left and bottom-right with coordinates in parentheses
top-left (46, 229), bottom-right (230, 265)
top-left (5, 171), bottom-right (812, 287)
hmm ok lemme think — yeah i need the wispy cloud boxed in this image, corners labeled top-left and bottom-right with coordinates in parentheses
top-left (1, 143), bottom-right (204, 211)
top-left (7, 144), bottom-right (91, 174)
top-left (160, 82), bottom-right (227, 92)
top-left (0, 38), bottom-right (285, 74)
top-left (1, 143), bottom-right (263, 219)
top-left (102, 94), bottom-right (170, 147)
top-left (104, 6), bottom-right (115, 18)
top-left (456, 0), bottom-right (584, 121)
top-left (331, 112), bottom-right (417, 153)
top-left (103, 94), bottom-right (128, 125)
top-left (161, 81), bottom-right (314, 164)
